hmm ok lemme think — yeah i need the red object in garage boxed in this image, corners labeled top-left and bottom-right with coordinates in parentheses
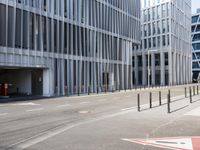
top-left (4, 83), bottom-right (8, 96)
top-left (0, 83), bottom-right (3, 96)
top-left (0, 83), bottom-right (8, 97)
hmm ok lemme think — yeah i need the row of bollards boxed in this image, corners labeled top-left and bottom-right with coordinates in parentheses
top-left (137, 85), bottom-right (200, 113)
top-left (137, 90), bottom-right (162, 112)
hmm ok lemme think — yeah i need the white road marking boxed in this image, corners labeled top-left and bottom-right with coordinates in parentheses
top-left (0, 113), bottom-right (8, 116)
top-left (98, 99), bottom-right (106, 102)
top-left (79, 101), bottom-right (90, 105)
top-left (12, 103), bottom-right (40, 106)
top-left (121, 107), bottom-right (136, 111)
top-left (78, 111), bottom-right (89, 114)
top-left (185, 107), bottom-right (200, 116)
top-left (122, 137), bottom-right (194, 150)
top-left (125, 95), bottom-right (131, 98)
top-left (56, 104), bottom-right (71, 108)
top-left (26, 108), bottom-right (44, 112)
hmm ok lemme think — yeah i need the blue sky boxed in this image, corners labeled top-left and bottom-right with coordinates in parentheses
top-left (192, 0), bottom-right (200, 13)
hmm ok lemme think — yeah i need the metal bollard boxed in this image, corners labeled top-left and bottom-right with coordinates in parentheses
top-left (150, 92), bottom-right (152, 108)
top-left (78, 86), bottom-right (80, 96)
top-left (66, 87), bottom-right (68, 97)
top-left (159, 91), bottom-right (161, 106)
top-left (190, 87), bottom-right (192, 103)
top-left (168, 89), bottom-right (171, 102)
top-left (137, 93), bottom-right (140, 112)
top-left (185, 87), bottom-right (187, 98)
top-left (193, 86), bottom-right (195, 96)
top-left (167, 92), bottom-right (171, 113)
top-left (88, 86), bottom-right (90, 95)
top-left (97, 86), bottom-right (99, 94)
top-left (197, 86), bottom-right (199, 95)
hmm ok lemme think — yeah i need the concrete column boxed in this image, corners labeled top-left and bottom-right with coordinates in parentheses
top-left (134, 54), bottom-right (139, 85)
top-left (180, 54), bottom-right (183, 84)
top-left (60, 59), bottom-right (65, 96)
top-left (142, 53), bottom-right (147, 85)
top-left (168, 52), bottom-right (173, 86)
top-left (173, 52), bottom-right (177, 85)
top-left (151, 53), bottom-right (155, 85)
top-left (190, 57), bottom-right (192, 83)
top-left (177, 54), bottom-right (180, 85)
top-left (160, 52), bottom-right (165, 86)
top-left (43, 68), bottom-right (54, 97)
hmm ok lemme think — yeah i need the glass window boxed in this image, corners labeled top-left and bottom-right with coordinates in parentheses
top-left (167, 35), bottom-right (170, 45)
top-left (193, 34), bottom-right (200, 42)
top-left (148, 38), bottom-right (151, 48)
top-left (193, 43), bottom-right (200, 50)
top-left (162, 20), bottom-right (166, 33)
top-left (157, 36), bottom-right (160, 47)
top-left (148, 9), bottom-right (151, 21)
top-left (192, 16), bottom-right (198, 23)
top-left (152, 7), bottom-right (156, 20)
top-left (153, 37), bottom-right (156, 47)
top-left (144, 39), bottom-right (147, 49)
top-left (153, 22), bottom-right (156, 35)
top-left (167, 19), bottom-right (169, 32)
top-left (148, 23), bottom-right (151, 36)
top-left (157, 21), bottom-right (160, 34)
top-left (15, 8), bottom-right (22, 48)
top-left (157, 6), bottom-right (161, 19)
top-left (0, 4), bottom-right (6, 46)
top-left (162, 35), bottom-right (166, 46)
top-left (144, 24), bottom-right (147, 37)
top-left (162, 4), bottom-right (166, 18)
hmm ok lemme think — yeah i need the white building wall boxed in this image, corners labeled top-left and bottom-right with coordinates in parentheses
top-left (134, 0), bottom-right (192, 86)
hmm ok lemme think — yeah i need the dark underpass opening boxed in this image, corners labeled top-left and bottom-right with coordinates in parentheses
top-left (0, 68), bottom-right (43, 97)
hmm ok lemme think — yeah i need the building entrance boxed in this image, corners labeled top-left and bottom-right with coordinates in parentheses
top-left (0, 68), bottom-right (43, 97)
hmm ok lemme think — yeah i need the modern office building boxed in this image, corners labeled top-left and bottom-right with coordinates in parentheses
top-left (133, 0), bottom-right (192, 86)
top-left (0, 0), bottom-right (140, 96)
top-left (192, 8), bottom-right (200, 82)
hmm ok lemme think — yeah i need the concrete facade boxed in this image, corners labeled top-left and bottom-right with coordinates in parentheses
top-left (192, 9), bottom-right (200, 81)
top-left (133, 0), bottom-right (192, 86)
top-left (0, 0), bottom-right (141, 96)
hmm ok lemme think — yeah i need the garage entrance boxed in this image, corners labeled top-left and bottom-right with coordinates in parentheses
top-left (0, 68), bottom-right (43, 97)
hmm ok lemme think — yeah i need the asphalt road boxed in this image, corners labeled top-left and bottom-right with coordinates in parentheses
top-left (0, 84), bottom-right (200, 150)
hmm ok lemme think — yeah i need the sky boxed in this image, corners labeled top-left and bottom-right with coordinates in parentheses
top-left (192, 0), bottom-right (200, 14)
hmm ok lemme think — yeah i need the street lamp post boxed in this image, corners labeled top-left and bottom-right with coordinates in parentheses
top-left (148, 50), bottom-right (158, 88)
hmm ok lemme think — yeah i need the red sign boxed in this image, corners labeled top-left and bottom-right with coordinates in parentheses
top-left (122, 137), bottom-right (200, 150)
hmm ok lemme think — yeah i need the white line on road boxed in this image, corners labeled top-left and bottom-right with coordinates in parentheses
top-left (26, 108), bottom-right (44, 112)
top-left (79, 101), bottom-right (90, 105)
top-left (121, 107), bottom-right (136, 111)
top-left (12, 103), bottom-right (40, 106)
top-left (56, 104), bottom-right (71, 108)
top-left (0, 113), bottom-right (8, 116)
top-left (125, 95), bottom-right (132, 98)
top-left (98, 99), bottom-right (106, 102)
